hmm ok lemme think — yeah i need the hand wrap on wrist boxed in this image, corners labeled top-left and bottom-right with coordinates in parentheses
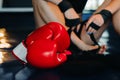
top-left (98, 9), bottom-right (112, 23)
top-left (58, 0), bottom-right (72, 12)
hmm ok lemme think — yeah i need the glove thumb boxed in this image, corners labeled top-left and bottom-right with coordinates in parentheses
top-left (57, 50), bottom-right (72, 64)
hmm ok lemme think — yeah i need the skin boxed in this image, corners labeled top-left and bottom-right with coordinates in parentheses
top-left (86, 0), bottom-right (120, 35)
top-left (32, 0), bottom-right (115, 54)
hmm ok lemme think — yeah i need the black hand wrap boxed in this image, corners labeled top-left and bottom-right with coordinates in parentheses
top-left (58, 0), bottom-right (72, 13)
top-left (87, 22), bottom-right (100, 31)
top-left (98, 9), bottom-right (112, 23)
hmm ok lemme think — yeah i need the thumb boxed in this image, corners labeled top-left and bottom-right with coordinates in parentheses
top-left (57, 50), bottom-right (72, 63)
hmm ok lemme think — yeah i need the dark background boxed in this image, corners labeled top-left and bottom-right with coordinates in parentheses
top-left (3, 0), bottom-right (32, 8)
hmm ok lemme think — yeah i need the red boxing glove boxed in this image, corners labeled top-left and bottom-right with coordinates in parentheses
top-left (26, 22), bottom-right (71, 68)
top-left (26, 22), bottom-right (70, 52)
top-left (27, 39), bottom-right (71, 68)
top-left (12, 23), bottom-right (53, 64)
top-left (47, 22), bottom-right (70, 52)
top-left (12, 22), bottom-right (71, 68)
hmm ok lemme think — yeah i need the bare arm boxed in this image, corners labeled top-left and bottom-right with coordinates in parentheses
top-left (104, 0), bottom-right (120, 14)
top-left (94, 0), bottom-right (112, 14)
top-left (86, 0), bottom-right (120, 34)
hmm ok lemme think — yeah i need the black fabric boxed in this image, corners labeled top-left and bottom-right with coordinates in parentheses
top-left (88, 22), bottom-right (100, 31)
top-left (58, 0), bottom-right (72, 13)
top-left (68, 0), bottom-right (88, 13)
top-left (89, 33), bottom-right (99, 45)
top-left (74, 19), bottom-right (87, 38)
top-left (68, 37), bottom-right (100, 56)
top-left (68, 20), bottom-right (100, 55)
top-left (65, 18), bottom-right (80, 28)
top-left (67, 28), bottom-right (72, 36)
top-left (98, 9), bottom-right (112, 23)
top-left (58, 0), bottom-right (82, 34)
top-left (58, 0), bottom-right (100, 55)
top-left (58, 0), bottom-right (87, 29)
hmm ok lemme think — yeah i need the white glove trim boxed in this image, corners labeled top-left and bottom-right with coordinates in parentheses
top-left (12, 41), bottom-right (27, 64)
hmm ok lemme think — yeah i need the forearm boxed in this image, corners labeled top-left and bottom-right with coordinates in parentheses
top-left (94, 0), bottom-right (120, 14)
top-left (104, 0), bottom-right (120, 14)
top-left (94, 0), bottom-right (111, 14)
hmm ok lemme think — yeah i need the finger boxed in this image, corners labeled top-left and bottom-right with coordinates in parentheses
top-left (91, 28), bottom-right (97, 33)
top-left (90, 29), bottom-right (95, 34)
top-left (92, 29), bottom-right (96, 33)
top-left (89, 22), bottom-right (100, 31)
top-left (85, 19), bottom-right (93, 31)
top-left (87, 25), bottom-right (98, 34)
top-left (87, 27), bottom-right (93, 34)
top-left (98, 45), bottom-right (106, 54)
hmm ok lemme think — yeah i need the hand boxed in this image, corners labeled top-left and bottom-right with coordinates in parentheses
top-left (85, 14), bottom-right (104, 34)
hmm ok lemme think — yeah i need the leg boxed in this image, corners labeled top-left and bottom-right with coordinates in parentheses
top-left (32, 0), bottom-right (46, 27)
top-left (32, 0), bottom-right (105, 53)
top-left (32, 0), bottom-right (64, 28)
top-left (112, 9), bottom-right (120, 35)
top-left (50, 0), bottom-right (106, 47)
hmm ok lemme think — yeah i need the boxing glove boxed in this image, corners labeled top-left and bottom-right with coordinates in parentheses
top-left (12, 24), bottom-right (53, 64)
top-left (26, 22), bottom-right (71, 68)
top-left (27, 39), bottom-right (71, 68)
top-left (26, 22), bottom-right (70, 52)
top-left (12, 22), bottom-right (71, 68)
top-left (43, 22), bottom-right (70, 52)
